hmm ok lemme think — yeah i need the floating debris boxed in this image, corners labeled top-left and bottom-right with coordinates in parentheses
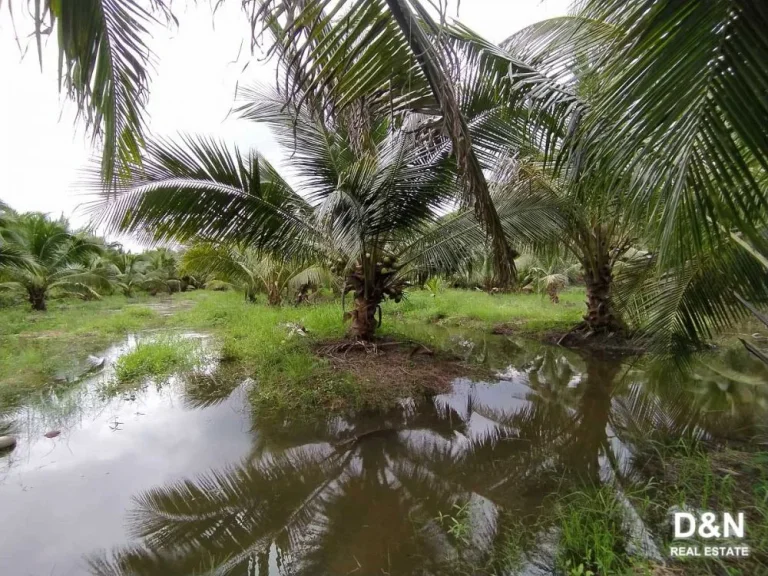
top-left (44, 430), bottom-right (61, 439)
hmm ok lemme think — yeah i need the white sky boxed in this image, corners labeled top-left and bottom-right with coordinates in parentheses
top-left (0, 0), bottom-right (569, 244)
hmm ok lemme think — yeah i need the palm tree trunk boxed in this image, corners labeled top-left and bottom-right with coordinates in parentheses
top-left (28, 287), bottom-right (47, 311)
top-left (349, 296), bottom-right (380, 341)
top-left (267, 284), bottom-right (282, 306)
top-left (584, 266), bottom-right (619, 332)
top-left (383, 0), bottom-right (516, 285)
top-left (582, 239), bottom-right (623, 334)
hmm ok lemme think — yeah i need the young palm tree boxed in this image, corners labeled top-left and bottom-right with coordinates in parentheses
top-left (95, 84), bottom-right (555, 339)
top-left (0, 213), bottom-right (111, 310)
top-left (519, 253), bottom-right (582, 303)
top-left (181, 242), bottom-right (326, 305)
top-left (108, 251), bottom-right (149, 297)
top-left (11, 0), bottom-right (768, 291)
top-left (141, 248), bottom-right (182, 295)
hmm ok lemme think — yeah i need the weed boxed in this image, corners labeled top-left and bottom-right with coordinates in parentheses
top-left (555, 486), bottom-right (632, 575)
top-left (436, 501), bottom-right (472, 547)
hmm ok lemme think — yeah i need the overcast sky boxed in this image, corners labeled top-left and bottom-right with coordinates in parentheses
top-left (0, 0), bottom-right (569, 241)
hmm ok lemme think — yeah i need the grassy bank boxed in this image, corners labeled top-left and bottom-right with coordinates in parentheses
top-left (0, 288), bottom-right (584, 412)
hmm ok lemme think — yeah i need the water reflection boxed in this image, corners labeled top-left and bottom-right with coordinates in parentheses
top-left (88, 340), bottom-right (767, 576)
top-left (1, 332), bottom-right (766, 576)
top-left (0, 334), bottom-right (255, 576)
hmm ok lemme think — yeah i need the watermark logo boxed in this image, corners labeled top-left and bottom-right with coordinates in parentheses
top-left (669, 512), bottom-right (750, 558)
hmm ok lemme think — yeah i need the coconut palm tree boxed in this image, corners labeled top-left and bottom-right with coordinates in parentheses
top-left (438, 10), bottom-right (768, 345)
top-left (94, 80), bottom-right (557, 339)
top-left (140, 248), bottom-right (182, 295)
top-left (0, 213), bottom-right (113, 310)
top-left (181, 242), bottom-right (327, 305)
top-left (10, 0), bottom-right (520, 282)
top-left (250, 0), bottom-right (768, 345)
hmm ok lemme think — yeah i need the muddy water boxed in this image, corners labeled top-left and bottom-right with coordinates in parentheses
top-left (0, 331), bottom-right (766, 575)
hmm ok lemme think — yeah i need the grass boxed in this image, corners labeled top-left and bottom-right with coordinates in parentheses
top-left (555, 486), bottom-right (634, 576)
top-left (628, 438), bottom-right (768, 575)
top-left (0, 295), bottom-right (178, 408)
top-left (436, 501), bottom-right (472, 547)
top-left (0, 287), bottom-right (583, 413)
top-left (385, 287), bottom-right (585, 334)
top-left (113, 337), bottom-right (200, 384)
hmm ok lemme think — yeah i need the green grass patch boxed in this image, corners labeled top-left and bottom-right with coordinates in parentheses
top-left (114, 338), bottom-right (200, 384)
top-left (0, 288), bottom-right (584, 412)
top-left (555, 486), bottom-right (634, 576)
top-left (629, 438), bottom-right (768, 575)
top-left (384, 287), bottom-right (585, 334)
top-left (0, 296), bottom-right (182, 408)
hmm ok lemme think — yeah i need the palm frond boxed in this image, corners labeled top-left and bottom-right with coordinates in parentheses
top-left (619, 239), bottom-right (768, 350)
top-left (247, 0), bottom-right (517, 282)
top-left (21, 0), bottom-right (161, 187)
top-left (90, 135), bottom-right (324, 258)
top-left (578, 0), bottom-right (768, 257)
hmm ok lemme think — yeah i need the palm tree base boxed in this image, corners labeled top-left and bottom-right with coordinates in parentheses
top-left (347, 296), bottom-right (382, 341)
top-left (27, 289), bottom-right (47, 311)
top-left (554, 322), bottom-right (644, 356)
top-left (315, 337), bottom-right (484, 405)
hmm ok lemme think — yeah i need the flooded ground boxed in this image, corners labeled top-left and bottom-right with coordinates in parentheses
top-left (0, 329), bottom-right (766, 575)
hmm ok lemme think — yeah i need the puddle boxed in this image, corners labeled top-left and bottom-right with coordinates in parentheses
top-left (0, 331), bottom-right (766, 575)
top-left (0, 333), bottom-right (253, 575)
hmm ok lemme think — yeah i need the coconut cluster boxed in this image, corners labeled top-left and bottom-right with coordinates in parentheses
top-left (332, 253), bottom-right (405, 303)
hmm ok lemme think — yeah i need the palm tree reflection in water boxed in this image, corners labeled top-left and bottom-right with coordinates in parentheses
top-left (89, 343), bottom-right (768, 575)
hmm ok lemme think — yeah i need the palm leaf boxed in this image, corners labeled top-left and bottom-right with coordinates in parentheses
top-left (17, 0), bottom-right (162, 188)
top-left (90, 135), bottom-right (324, 258)
top-left (578, 0), bottom-right (768, 257)
top-left (247, 0), bottom-right (517, 282)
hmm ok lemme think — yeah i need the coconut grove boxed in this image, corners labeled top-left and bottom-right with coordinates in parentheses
top-left (1, 1), bottom-right (767, 575)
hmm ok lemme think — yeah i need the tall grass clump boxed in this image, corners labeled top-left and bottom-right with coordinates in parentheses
top-left (555, 486), bottom-right (632, 576)
top-left (114, 338), bottom-right (200, 384)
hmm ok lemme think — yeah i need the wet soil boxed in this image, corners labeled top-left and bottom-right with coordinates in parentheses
top-left (315, 338), bottom-right (492, 398)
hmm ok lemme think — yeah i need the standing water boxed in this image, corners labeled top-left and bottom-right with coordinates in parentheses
top-left (0, 330), bottom-right (766, 575)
